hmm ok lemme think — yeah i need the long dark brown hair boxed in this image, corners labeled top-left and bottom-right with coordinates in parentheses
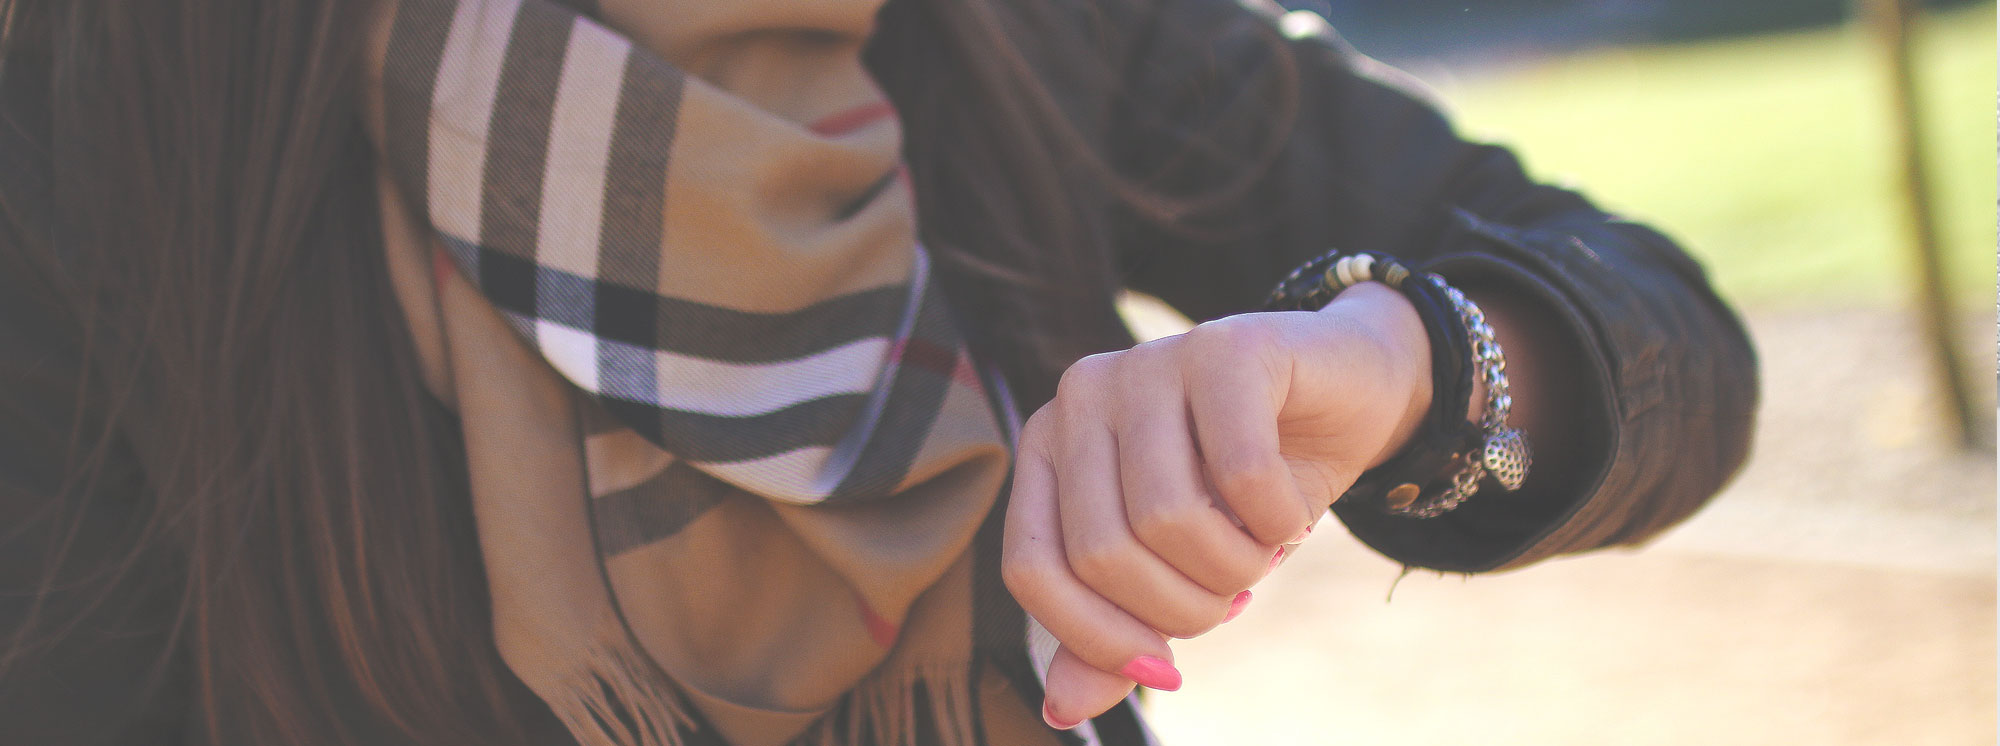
top-left (0, 0), bottom-right (1293, 743)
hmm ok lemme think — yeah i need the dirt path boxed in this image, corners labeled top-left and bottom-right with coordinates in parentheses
top-left (1125, 306), bottom-right (1996, 745)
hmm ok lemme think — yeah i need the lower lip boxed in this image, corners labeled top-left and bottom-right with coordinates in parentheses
top-left (809, 100), bottom-right (896, 136)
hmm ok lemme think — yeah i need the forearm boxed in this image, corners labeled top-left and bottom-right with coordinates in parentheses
top-left (1105, 0), bottom-right (1757, 571)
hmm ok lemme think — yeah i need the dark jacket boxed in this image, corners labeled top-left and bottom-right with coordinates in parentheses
top-left (0, 0), bottom-right (1756, 743)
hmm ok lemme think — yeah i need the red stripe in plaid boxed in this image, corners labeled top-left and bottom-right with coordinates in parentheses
top-left (432, 247), bottom-right (456, 286)
top-left (947, 351), bottom-right (984, 391)
top-left (896, 336), bottom-right (980, 390)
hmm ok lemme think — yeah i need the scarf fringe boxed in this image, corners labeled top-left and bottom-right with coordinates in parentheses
top-left (797, 661), bottom-right (979, 746)
top-left (544, 636), bottom-right (698, 746)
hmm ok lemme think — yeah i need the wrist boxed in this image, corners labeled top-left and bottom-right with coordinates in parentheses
top-left (1264, 249), bottom-right (1533, 518)
top-left (1316, 281), bottom-right (1436, 470)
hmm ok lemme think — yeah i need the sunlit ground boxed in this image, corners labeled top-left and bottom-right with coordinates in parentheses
top-left (1128, 6), bottom-right (1996, 744)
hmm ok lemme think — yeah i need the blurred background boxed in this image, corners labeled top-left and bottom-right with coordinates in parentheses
top-left (1123, 1), bottom-right (1997, 743)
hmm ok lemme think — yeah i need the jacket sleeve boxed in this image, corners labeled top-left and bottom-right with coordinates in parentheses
top-left (1107, 0), bottom-right (1758, 571)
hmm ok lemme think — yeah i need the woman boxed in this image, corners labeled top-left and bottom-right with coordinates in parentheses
top-left (0, 0), bottom-right (1756, 744)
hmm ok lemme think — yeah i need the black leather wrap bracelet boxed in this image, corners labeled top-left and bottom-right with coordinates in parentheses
top-left (1262, 250), bottom-right (1518, 517)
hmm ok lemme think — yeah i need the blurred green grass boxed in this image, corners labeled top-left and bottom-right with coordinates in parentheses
top-left (1431, 4), bottom-right (1995, 309)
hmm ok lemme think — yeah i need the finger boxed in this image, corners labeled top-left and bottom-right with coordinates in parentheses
top-left (1182, 323), bottom-right (1315, 546)
top-left (1003, 431), bottom-right (1180, 687)
top-left (1057, 416), bottom-right (1234, 639)
top-left (1117, 396), bottom-right (1278, 595)
top-left (1042, 643), bottom-right (1138, 730)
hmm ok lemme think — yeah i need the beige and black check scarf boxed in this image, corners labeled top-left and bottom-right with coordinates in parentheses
top-left (363, 0), bottom-right (1152, 744)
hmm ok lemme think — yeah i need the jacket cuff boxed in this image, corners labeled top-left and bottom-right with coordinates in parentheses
top-left (1329, 215), bottom-right (1622, 572)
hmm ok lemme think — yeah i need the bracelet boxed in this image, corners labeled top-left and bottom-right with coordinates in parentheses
top-left (1414, 276), bottom-right (1531, 515)
top-left (1263, 249), bottom-right (1531, 517)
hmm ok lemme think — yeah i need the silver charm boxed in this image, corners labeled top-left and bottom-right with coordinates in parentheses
top-left (1482, 427), bottom-right (1531, 491)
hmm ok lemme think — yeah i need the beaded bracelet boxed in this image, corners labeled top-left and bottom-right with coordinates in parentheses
top-left (1264, 250), bottom-right (1531, 517)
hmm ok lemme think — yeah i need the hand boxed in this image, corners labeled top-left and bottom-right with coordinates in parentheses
top-left (1002, 282), bottom-right (1436, 728)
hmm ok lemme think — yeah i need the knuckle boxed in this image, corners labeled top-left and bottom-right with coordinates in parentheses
top-left (1212, 456), bottom-right (1283, 502)
top-left (1129, 334), bottom-right (1178, 358)
top-left (1000, 551), bottom-right (1055, 604)
top-left (1128, 505), bottom-right (1258, 594)
top-left (1066, 537), bottom-right (1137, 589)
top-left (1017, 408), bottom-right (1056, 446)
top-left (1245, 517), bottom-right (1302, 547)
top-left (1113, 340), bottom-right (1173, 381)
top-left (1186, 317), bottom-right (1279, 362)
top-left (1126, 499), bottom-right (1204, 547)
top-left (1056, 352), bottom-right (1118, 398)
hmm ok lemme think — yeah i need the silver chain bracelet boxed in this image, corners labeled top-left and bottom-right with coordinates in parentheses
top-left (1264, 249), bottom-right (1533, 519)
top-left (1402, 277), bottom-right (1532, 517)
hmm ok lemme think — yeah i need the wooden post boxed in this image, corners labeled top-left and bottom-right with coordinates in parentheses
top-left (1862, 0), bottom-right (1982, 449)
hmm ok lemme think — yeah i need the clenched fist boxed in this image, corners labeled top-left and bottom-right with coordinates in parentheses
top-left (1003, 281), bottom-right (1441, 729)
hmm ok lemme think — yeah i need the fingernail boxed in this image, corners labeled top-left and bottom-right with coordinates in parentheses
top-left (1042, 699), bottom-right (1080, 730)
top-left (1267, 548), bottom-right (1285, 573)
top-left (1120, 655), bottom-right (1183, 691)
top-left (1289, 522), bottom-right (1315, 545)
top-left (1224, 590), bottom-right (1253, 622)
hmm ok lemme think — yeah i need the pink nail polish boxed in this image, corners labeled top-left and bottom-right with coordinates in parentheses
top-left (1120, 655), bottom-right (1183, 691)
top-left (1267, 548), bottom-right (1285, 573)
top-left (1043, 699), bottom-right (1079, 730)
top-left (1289, 522), bottom-right (1315, 545)
top-left (1224, 590), bottom-right (1253, 622)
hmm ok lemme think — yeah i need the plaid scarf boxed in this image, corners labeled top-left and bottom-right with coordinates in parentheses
top-left (364, 0), bottom-right (1152, 744)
